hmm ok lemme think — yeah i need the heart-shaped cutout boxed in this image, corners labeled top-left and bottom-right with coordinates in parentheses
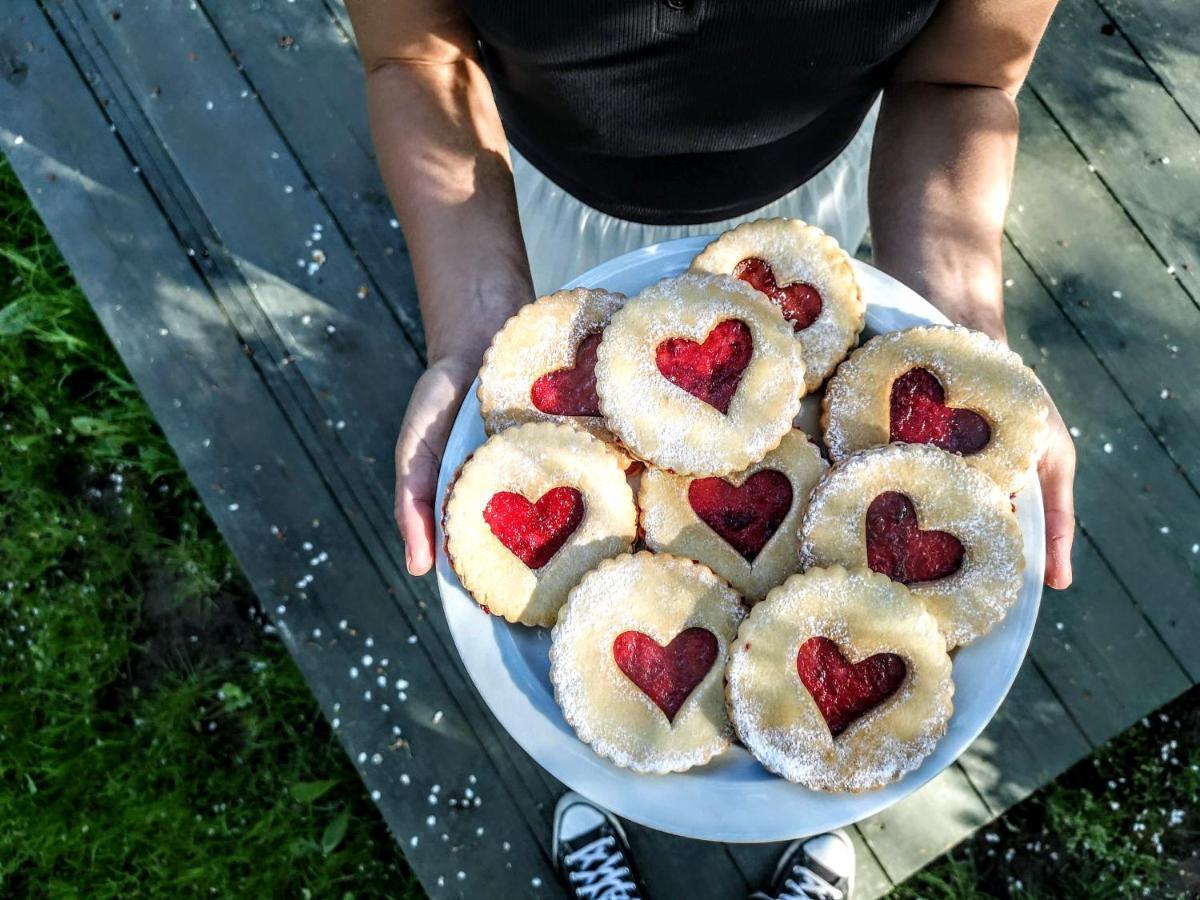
top-left (687, 469), bottom-right (793, 562)
top-left (890, 367), bottom-right (991, 455)
top-left (655, 319), bottom-right (753, 413)
top-left (796, 636), bottom-right (907, 737)
top-left (482, 486), bottom-right (584, 569)
top-left (613, 627), bottom-right (719, 723)
top-left (733, 257), bottom-right (823, 331)
top-left (866, 491), bottom-right (964, 584)
top-left (530, 331), bottom-right (603, 417)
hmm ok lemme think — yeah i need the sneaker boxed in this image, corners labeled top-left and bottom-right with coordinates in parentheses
top-left (749, 831), bottom-right (855, 900)
top-left (553, 792), bottom-right (644, 900)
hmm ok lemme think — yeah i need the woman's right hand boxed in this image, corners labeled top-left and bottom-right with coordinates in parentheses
top-left (394, 355), bottom-right (480, 575)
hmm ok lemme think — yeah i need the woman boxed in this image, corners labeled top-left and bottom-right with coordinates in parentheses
top-left (347, 2), bottom-right (1074, 895)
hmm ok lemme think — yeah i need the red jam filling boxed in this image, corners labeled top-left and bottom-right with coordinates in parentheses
top-left (687, 469), bottom-right (793, 562)
top-left (889, 367), bottom-right (991, 455)
top-left (732, 257), bottom-right (823, 332)
top-left (482, 486), bottom-right (584, 569)
top-left (655, 319), bottom-right (753, 414)
top-left (796, 636), bottom-right (907, 738)
top-left (530, 331), bottom-right (603, 417)
top-left (865, 491), bottom-right (964, 584)
top-left (613, 627), bottom-right (718, 723)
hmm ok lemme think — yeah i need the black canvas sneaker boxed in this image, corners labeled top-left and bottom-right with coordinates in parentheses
top-left (749, 831), bottom-right (855, 900)
top-left (553, 792), bottom-right (644, 900)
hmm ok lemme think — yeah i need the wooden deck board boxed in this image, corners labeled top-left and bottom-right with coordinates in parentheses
top-left (856, 765), bottom-right (992, 885)
top-left (0, 7), bottom-right (561, 896)
top-left (1030, 0), bottom-right (1200, 305)
top-left (954, 661), bottom-right (1090, 816)
top-left (1028, 536), bottom-right (1190, 744)
top-left (4, 0), bottom-right (1200, 895)
top-left (1000, 243), bottom-right (1196, 736)
top-left (199, 0), bottom-right (428, 356)
top-left (1099, 0), bottom-right (1200, 148)
top-left (1008, 93), bottom-right (1200, 677)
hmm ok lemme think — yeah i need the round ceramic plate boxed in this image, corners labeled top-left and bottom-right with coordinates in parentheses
top-left (434, 236), bottom-right (1045, 843)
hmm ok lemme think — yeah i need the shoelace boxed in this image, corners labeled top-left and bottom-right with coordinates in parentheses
top-left (777, 866), bottom-right (845, 900)
top-left (562, 834), bottom-right (640, 900)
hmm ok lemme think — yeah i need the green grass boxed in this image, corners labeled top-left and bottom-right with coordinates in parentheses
top-left (0, 160), bottom-right (420, 897)
top-left (2, 153), bottom-right (1199, 900)
top-left (893, 690), bottom-right (1200, 899)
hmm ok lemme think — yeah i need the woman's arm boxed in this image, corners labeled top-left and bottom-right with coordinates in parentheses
top-left (870, 0), bottom-right (1076, 588)
top-left (347, 0), bottom-right (531, 575)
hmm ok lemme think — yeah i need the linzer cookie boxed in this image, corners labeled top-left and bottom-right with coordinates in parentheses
top-left (639, 430), bottom-right (827, 602)
top-left (726, 566), bottom-right (953, 792)
top-left (595, 272), bottom-right (805, 476)
top-left (799, 443), bottom-right (1024, 648)
top-left (549, 552), bottom-right (746, 773)
top-left (442, 422), bottom-right (637, 627)
top-left (690, 218), bottom-right (864, 391)
top-left (822, 325), bottom-right (1050, 493)
top-left (477, 288), bottom-right (626, 444)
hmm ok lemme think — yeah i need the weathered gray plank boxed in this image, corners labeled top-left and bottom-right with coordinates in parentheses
top-left (51, 0), bottom-right (553, 792)
top-left (199, 0), bottom-right (427, 355)
top-left (621, 830), bottom-right (749, 898)
top-left (856, 764), bottom-right (992, 885)
top-left (0, 6), bottom-right (559, 897)
top-left (1030, 0), bottom-right (1200, 304)
top-left (1099, 0), bottom-right (1200, 130)
top-left (848, 828), bottom-right (896, 900)
top-left (955, 660), bottom-right (1090, 815)
top-left (1028, 535), bottom-right (1190, 744)
top-left (1000, 242), bottom-right (1196, 723)
top-left (1007, 95), bottom-right (1200, 676)
top-left (63, 0), bottom-right (421, 476)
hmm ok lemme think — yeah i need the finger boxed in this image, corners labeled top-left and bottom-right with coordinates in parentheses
top-left (1039, 450), bottom-right (1076, 590)
top-left (394, 414), bottom-right (441, 575)
top-left (395, 457), bottom-right (437, 576)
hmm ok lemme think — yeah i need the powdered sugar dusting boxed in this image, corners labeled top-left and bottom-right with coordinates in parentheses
top-left (638, 429), bottom-right (827, 602)
top-left (549, 552), bottom-right (747, 773)
top-left (595, 272), bottom-right (805, 476)
top-left (478, 288), bottom-right (626, 445)
top-left (443, 422), bottom-right (637, 627)
top-left (691, 217), bottom-right (865, 391)
top-left (726, 565), bottom-right (953, 792)
top-left (821, 325), bottom-right (1050, 494)
top-left (798, 444), bottom-right (1024, 648)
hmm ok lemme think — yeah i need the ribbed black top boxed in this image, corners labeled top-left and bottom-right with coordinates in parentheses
top-left (461, 0), bottom-right (941, 224)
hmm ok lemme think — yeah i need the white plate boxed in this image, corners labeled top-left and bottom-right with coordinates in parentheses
top-left (435, 236), bottom-right (1044, 843)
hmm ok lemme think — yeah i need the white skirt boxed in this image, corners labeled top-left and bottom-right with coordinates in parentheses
top-left (512, 99), bottom-right (879, 296)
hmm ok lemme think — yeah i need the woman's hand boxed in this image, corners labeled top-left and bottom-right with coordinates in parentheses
top-left (1039, 398), bottom-right (1075, 589)
top-left (394, 355), bottom-right (479, 575)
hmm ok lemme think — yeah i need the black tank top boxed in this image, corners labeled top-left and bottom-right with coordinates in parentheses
top-left (460, 0), bottom-right (940, 224)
